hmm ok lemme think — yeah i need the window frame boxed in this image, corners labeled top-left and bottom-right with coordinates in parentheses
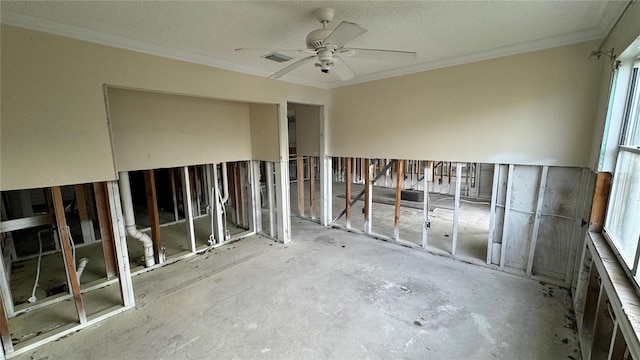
top-left (603, 56), bottom-right (640, 287)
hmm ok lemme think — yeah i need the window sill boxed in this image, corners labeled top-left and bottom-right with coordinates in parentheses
top-left (587, 231), bottom-right (640, 358)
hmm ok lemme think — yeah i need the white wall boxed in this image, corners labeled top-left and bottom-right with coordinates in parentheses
top-left (330, 41), bottom-right (603, 167)
top-left (250, 103), bottom-right (280, 162)
top-left (290, 103), bottom-right (320, 157)
top-left (0, 25), bottom-right (327, 191)
top-left (108, 88), bottom-right (253, 171)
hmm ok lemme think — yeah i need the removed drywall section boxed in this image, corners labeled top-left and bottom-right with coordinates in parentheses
top-left (250, 103), bottom-right (280, 162)
top-left (329, 40), bottom-right (602, 167)
top-left (289, 103), bottom-right (320, 157)
top-left (107, 88), bottom-right (251, 171)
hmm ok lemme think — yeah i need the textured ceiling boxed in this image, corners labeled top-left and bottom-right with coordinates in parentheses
top-left (0, 1), bottom-right (627, 88)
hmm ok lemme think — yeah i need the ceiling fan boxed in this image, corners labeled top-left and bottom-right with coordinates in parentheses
top-left (236, 7), bottom-right (417, 81)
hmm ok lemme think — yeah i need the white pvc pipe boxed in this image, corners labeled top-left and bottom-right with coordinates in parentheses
top-left (221, 163), bottom-right (230, 204)
top-left (119, 171), bottom-right (155, 267)
top-left (76, 258), bottom-right (89, 282)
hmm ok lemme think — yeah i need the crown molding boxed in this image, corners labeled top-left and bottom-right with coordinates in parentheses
top-left (325, 27), bottom-right (606, 89)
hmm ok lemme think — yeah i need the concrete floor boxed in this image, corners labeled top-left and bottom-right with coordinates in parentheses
top-left (14, 218), bottom-right (580, 360)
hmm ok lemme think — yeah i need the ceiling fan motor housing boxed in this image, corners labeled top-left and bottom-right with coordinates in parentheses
top-left (306, 28), bottom-right (332, 49)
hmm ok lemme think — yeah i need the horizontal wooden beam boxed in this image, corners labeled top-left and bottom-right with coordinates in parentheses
top-left (0, 213), bottom-right (54, 233)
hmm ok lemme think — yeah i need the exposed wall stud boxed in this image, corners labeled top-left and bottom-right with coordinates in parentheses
top-left (297, 156), bottom-right (305, 217)
top-left (52, 186), bottom-right (87, 324)
top-left (74, 184), bottom-right (95, 244)
top-left (310, 156), bottom-right (316, 219)
top-left (364, 160), bottom-right (373, 234)
top-left (526, 166), bottom-right (549, 275)
top-left (0, 284), bottom-right (13, 354)
top-left (182, 167), bottom-right (196, 253)
top-left (266, 162), bottom-right (277, 237)
top-left (589, 172), bottom-right (612, 232)
top-left (393, 160), bottom-right (405, 240)
top-left (345, 157), bottom-right (352, 228)
top-left (93, 183), bottom-right (117, 278)
top-left (422, 161), bottom-right (431, 249)
top-left (452, 163), bottom-right (462, 255)
top-left (144, 170), bottom-right (163, 264)
top-left (275, 160), bottom-right (291, 243)
top-left (486, 164), bottom-right (500, 265)
top-left (500, 164), bottom-right (515, 268)
top-left (248, 161), bottom-right (262, 234)
top-left (106, 181), bottom-right (135, 307)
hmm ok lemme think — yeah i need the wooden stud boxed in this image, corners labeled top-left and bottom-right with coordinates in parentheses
top-left (525, 166), bottom-right (549, 275)
top-left (274, 160), bottom-right (292, 243)
top-left (297, 156), bottom-right (305, 217)
top-left (566, 169), bottom-right (590, 285)
top-left (422, 161), bottom-right (430, 249)
top-left (310, 156), bottom-right (316, 219)
top-left (51, 186), bottom-right (87, 324)
top-left (144, 170), bottom-right (163, 264)
top-left (0, 284), bottom-right (13, 354)
top-left (589, 172), bottom-right (612, 233)
top-left (394, 160), bottom-right (405, 241)
top-left (345, 157), bottom-right (352, 228)
top-left (105, 181), bottom-right (135, 307)
top-left (93, 183), bottom-right (117, 279)
top-left (182, 167), bottom-right (196, 253)
top-left (364, 160), bottom-right (373, 234)
top-left (266, 162), bottom-right (277, 237)
top-left (452, 163), bottom-right (462, 255)
top-left (486, 164), bottom-right (501, 265)
top-left (500, 164), bottom-right (515, 269)
top-left (74, 184), bottom-right (95, 243)
top-left (170, 169), bottom-right (179, 221)
top-left (248, 161), bottom-right (262, 233)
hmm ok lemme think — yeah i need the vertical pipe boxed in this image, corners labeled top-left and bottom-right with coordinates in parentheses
top-left (394, 160), bottom-right (405, 241)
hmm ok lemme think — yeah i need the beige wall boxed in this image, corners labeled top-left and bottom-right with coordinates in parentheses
top-left (0, 25), bottom-right (327, 191)
top-left (330, 41), bottom-right (603, 167)
top-left (289, 103), bottom-right (320, 157)
top-left (108, 88), bottom-right (252, 171)
top-left (250, 103), bottom-right (280, 162)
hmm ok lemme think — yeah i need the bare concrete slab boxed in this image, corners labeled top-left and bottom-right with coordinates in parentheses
top-left (14, 219), bottom-right (580, 360)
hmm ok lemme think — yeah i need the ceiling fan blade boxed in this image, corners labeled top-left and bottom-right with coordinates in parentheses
top-left (268, 55), bottom-right (316, 79)
top-left (341, 48), bottom-right (417, 63)
top-left (324, 21), bottom-right (367, 48)
top-left (332, 56), bottom-right (357, 81)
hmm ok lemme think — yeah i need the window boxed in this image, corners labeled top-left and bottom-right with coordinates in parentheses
top-left (605, 59), bottom-right (640, 270)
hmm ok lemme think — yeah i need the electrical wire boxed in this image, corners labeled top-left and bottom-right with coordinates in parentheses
top-left (28, 230), bottom-right (46, 303)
